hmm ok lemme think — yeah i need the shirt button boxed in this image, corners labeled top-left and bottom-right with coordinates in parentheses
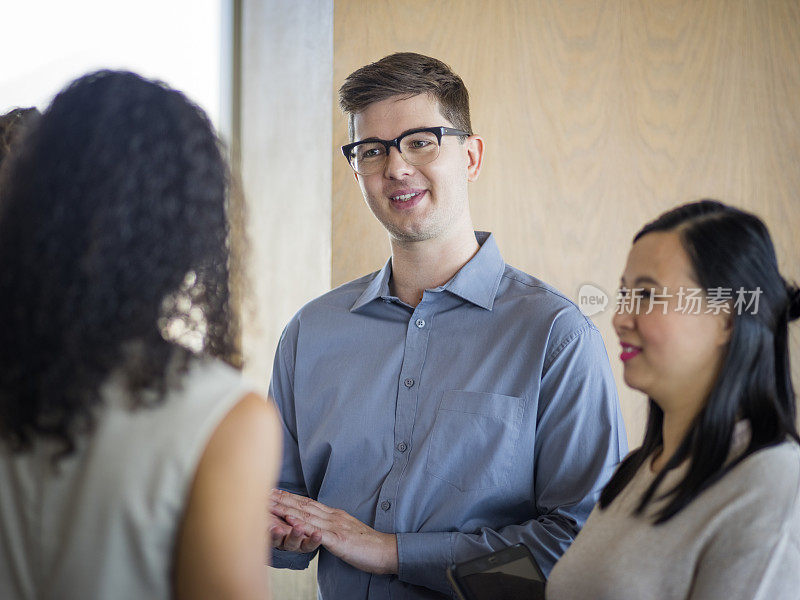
top-left (404, 378), bottom-right (415, 388)
top-left (397, 442), bottom-right (408, 452)
top-left (415, 318), bottom-right (426, 328)
top-left (381, 500), bottom-right (391, 511)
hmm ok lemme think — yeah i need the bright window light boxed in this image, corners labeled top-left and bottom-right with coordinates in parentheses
top-left (0, 0), bottom-right (222, 127)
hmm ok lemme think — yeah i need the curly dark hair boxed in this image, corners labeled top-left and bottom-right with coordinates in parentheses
top-left (0, 107), bottom-right (40, 166)
top-left (0, 70), bottom-right (239, 461)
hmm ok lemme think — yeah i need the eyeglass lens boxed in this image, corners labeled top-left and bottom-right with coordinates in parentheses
top-left (351, 130), bottom-right (440, 174)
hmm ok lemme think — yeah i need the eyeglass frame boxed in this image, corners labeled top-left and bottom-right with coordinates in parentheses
top-left (341, 126), bottom-right (471, 174)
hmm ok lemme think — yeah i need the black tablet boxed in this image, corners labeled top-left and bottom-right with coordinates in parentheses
top-left (446, 543), bottom-right (546, 600)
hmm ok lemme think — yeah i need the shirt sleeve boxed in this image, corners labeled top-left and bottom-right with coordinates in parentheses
top-left (396, 324), bottom-right (628, 594)
top-left (269, 322), bottom-right (318, 570)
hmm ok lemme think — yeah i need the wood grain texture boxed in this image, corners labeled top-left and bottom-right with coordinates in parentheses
top-left (333, 0), bottom-right (800, 448)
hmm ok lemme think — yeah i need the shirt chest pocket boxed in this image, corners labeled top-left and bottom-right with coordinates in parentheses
top-left (425, 390), bottom-right (525, 492)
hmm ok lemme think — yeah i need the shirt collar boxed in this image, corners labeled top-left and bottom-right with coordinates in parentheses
top-left (350, 231), bottom-right (505, 312)
top-left (443, 232), bottom-right (505, 310)
top-left (350, 258), bottom-right (394, 312)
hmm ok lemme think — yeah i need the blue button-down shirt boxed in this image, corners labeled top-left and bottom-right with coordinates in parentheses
top-left (271, 232), bottom-right (627, 599)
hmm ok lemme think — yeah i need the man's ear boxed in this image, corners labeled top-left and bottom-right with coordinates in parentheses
top-left (465, 135), bottom-right (484, 182)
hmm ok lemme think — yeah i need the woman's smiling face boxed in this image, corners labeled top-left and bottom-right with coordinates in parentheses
top-left (612, 231), bottom-right (731, 414)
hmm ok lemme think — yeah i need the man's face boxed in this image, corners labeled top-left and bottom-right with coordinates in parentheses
top-left (351, 94), bottom-right (482, 243)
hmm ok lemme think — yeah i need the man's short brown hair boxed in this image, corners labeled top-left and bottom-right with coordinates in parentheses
top-left (339, 52), bottom-right (472, 141)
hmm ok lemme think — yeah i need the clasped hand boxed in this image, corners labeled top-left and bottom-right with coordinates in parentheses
top-left (269, 489), bottom-right (398, 575)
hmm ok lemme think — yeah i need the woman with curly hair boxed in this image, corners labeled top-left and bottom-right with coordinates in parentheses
top-left (0, 71), bottom-right (280, 599)
top-left (547, 200), bottom-right (800, 599)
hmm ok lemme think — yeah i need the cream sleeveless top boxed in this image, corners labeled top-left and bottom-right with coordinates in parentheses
top-left (0, 358), bottom-right (255, 600)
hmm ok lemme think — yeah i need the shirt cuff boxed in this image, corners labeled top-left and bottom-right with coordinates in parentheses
top-left (271, 548), bottom-right (316, 570)
top-left (396, 531), bottom-right (456, 594)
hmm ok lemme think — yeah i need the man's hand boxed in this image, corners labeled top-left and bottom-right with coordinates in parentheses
top-left (271, 489), bottom-right (399, 575)
top-left (270, 508), bottom-right (323, 553)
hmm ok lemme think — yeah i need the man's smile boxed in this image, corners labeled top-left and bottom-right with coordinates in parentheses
top-left (387, 188), bottom-right (426, 209)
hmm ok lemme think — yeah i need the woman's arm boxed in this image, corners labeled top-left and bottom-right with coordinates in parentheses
top-left (174, 392), bottom-right (282, 600)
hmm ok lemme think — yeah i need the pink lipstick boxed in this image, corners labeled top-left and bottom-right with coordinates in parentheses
top-left (620, 344), bottom-right (642, 362)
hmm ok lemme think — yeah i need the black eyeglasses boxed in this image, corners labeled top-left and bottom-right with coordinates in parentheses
top-left (341, 126), bottom-right (471, 175)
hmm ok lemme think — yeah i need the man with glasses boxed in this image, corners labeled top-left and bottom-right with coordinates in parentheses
top-left (269, 52), bottom-right (626, 600)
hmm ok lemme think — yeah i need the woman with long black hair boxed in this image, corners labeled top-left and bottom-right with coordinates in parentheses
top-left (548, 200), bottom-right (800, 599)
top-left (0, 71), bottom-right (280, 599)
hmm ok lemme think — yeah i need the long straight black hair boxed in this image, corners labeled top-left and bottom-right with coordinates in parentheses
top-left (600, 199), bottom-right (800, 523)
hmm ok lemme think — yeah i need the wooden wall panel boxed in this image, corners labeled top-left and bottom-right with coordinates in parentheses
top-left (333, 0), bottom-right (800, 449)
